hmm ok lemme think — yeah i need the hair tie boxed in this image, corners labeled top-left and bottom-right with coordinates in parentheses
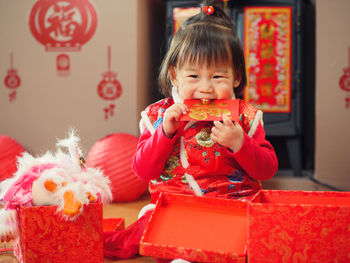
top-left (202, 5), bottom-right (214, 15)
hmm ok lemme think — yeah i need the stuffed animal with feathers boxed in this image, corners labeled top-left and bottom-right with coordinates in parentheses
top-left (0, 130), bottom-right (112, 242)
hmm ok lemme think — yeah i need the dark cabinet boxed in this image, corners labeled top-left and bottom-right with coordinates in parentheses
top-left (164, 0), bottom-right (315, 177)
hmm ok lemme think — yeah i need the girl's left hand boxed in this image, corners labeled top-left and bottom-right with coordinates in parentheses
top-left (210, 114), bottom-right (244, 152)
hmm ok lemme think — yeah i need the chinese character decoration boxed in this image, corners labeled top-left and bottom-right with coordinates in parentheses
top-left (29, 0), bottom-right (97, 76)
top-left (181, 99), bottom-right (239, 121)
top-left (4, 53), bottom-right (21, 102)
top-left (244, 7), bottom-right (292, 113)
top-left (97, 46), bottom-right (122, 120)
top-left (339, 47), bottom-right (350, 109)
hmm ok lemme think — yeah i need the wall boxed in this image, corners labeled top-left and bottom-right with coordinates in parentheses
top-left (315, 0), bottom-right (350, 189)
top-left (0, 0), bottom-right (164, 155)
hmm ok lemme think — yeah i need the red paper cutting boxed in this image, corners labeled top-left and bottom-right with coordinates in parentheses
top-left (29, 0), bottom-right (98, 76)
top-left (180, 99), bottom-right (239, 121)
top-left (97, 46), bottom-right (122, 120)
top-left (339, 47), bottom-right (350, 108)
top-left (4, 53), bottom-right (21, 102)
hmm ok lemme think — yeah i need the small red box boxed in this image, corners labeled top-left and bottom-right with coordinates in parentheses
top-left (14, 203), bottom-right (103, 263)
top-left (140, 193), bottom-right (248, 263)
top-left (248, 190), bottom-right (350, 262)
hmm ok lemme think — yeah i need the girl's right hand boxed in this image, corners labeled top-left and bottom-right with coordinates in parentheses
top-left (162, 103), bottom-right (188, 138)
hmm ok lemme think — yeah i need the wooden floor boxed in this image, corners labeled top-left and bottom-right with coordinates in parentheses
top-left (0, 171), bottom-right (336, 263)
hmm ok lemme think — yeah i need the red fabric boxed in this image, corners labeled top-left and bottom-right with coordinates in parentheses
top-left (248, 190), bottom-right (350, 262)
top-left (103, 211), bottom-right (152, 259)
top-left (133, 99), bottom-right (278, 203)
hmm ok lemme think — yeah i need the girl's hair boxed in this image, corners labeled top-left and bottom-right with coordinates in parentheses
top-left (158, 0), bottom-right (247, 98)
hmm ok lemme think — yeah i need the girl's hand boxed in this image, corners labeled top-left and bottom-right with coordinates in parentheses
top-left (163, 103), bottom-right (188, 138)
top-left (210, 114), bottom-right (244, 152)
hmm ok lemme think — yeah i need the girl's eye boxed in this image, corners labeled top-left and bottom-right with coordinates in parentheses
top-left (213, 75), bottom-right (224, 79)
top-left (189, 75), bottom-right (199, 78)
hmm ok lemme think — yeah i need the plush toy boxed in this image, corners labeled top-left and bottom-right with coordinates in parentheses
top-left (0, 130), bottom-right (112, 242)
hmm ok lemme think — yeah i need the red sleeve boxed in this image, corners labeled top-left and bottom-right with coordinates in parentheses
top-left (232, 123), bottom-right (278, 181)
top-left (132, 124), bottom-right (179, 181)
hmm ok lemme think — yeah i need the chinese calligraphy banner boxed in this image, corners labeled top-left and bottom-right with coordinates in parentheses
top-left (244, 7), bottom-right (292, 113)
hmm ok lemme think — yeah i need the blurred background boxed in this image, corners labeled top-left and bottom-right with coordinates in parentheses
top-left (0, 0), bottom-right (349, 190)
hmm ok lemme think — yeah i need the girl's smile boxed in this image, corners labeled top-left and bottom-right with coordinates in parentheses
top-left (169, 62), bottom-right (241, 101)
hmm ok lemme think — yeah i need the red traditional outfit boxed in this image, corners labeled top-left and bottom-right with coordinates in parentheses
top-left (104, 94), bottom-right (278, 260)
top-left (134, 97), bottom-right (278, 203)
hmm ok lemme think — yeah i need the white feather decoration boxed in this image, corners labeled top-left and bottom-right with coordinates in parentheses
top-left (0, 129), bottom-right (112, 242)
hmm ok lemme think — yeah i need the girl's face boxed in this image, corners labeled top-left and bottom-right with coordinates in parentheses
top-left (169, 61), bottom-right (240, 100)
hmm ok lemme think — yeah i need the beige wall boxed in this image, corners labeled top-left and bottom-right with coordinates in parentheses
top-left (0, 0), bottom-right (163, 155)
top-left (315, 0), bottom-right (350, 189)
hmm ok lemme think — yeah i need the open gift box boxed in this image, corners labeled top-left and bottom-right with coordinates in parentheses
top-left (14, 203), bottom-right (104, 263)
top-left (140, 190), bottom-right (350, 263)
top-left (140, 193), bottom-right (248, 263)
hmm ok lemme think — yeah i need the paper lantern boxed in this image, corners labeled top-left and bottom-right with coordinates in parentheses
top-left (0, 135), bottom-right (25, 181)
top-left (86, 133), bottom-right (148, 202)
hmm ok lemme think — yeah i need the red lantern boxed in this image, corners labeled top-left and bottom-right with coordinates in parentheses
top-left (86, 134), bottom-right (147, 202)
top-left (0, 135), bottom-right (25, 182)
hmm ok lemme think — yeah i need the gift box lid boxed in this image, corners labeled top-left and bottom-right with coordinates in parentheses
top-left (140, 193), bottom-right (248, 263)
top-left (250, 189), bottom-right (350, 206)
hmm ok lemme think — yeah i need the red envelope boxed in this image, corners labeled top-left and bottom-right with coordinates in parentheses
top-left (180, 99), bottom-right (239, 121)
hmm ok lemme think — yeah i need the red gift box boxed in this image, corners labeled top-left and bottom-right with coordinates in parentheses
top-left (140, 193), bottom-right (247, 263)
top-left (140, 191), bottom-right (350, 263)
top-left (248, 190), bottom-right (350, 263)
top-left (14, 203), bottom-right (103, 263)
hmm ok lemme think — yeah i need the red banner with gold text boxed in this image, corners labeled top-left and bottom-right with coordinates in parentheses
top-left (244, 7), bottom-right (292, 113)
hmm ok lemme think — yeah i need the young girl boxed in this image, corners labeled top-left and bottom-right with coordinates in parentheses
top-left (133, 2), bottom-right (278, 203)
top-left (104, 1), bottom-right (278, 261)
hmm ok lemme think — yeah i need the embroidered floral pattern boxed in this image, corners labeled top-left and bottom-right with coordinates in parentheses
top-left (144, 98), bottom-right (261, 199)
top-left (195, 128), bottom-right (214, 148)
top-left (163, 156), bottom-right (180, 178)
